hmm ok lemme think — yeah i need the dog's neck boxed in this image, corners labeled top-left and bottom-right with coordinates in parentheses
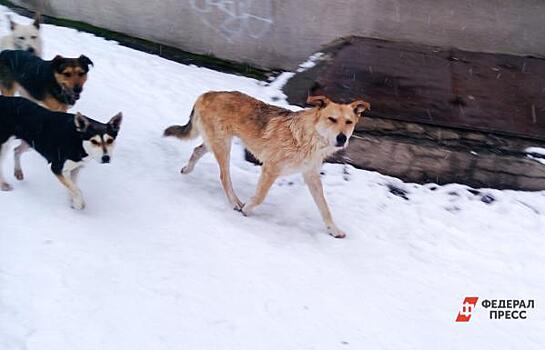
top-left (289, 109), bottom-right (339, 161)
top-left (51, 88), bottom-right (74, 105)
top-left (49, 80), bottom-right (75, 106)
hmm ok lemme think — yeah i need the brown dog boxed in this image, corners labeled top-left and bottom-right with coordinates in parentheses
top-left (0, 50), bottom-right (93, 112)
top-left (165, 91), bottom-right (370, 238)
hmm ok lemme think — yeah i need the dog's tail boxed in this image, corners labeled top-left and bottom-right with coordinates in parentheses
top-left (163, 107), bottom-right (199, 140)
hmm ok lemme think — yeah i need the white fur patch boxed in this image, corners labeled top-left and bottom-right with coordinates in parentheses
top-left (62, 159), bottom-right (86, 173)
top-left (82, 136), bottom-right (105, 162)
top-left (0, 19), bottom-right (42, 56)
top-left (82, 135), bottom-right (116, 163)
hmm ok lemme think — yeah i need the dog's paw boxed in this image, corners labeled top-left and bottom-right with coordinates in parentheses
top-left (234, 202), bottom-right (245, 212)
top-left (1, 182), bottom-right (13, 191)
top-left (327, 226), bottom-right (346, 239)
top-left (71, 197), bottom-right (86, 210)
top-left (180, 165), bottom-right (193, 175)
top-left (14, 169), bottom-right (24, 181)
top-left (240, 204), bottom-right (253, 217)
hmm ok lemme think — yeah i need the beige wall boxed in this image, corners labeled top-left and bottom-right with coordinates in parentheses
top-left (16, 0), bottom-right (545, 70)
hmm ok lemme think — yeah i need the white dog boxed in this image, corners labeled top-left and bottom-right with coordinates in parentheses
top-left (0, 14), bottom-right (42, 56)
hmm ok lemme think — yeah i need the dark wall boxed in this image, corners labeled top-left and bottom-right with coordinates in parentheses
top-left (16, 0), bottom-right (545, 70)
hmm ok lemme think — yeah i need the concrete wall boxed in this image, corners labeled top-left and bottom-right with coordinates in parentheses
top-left (16, 0), bottom-right (545, 70)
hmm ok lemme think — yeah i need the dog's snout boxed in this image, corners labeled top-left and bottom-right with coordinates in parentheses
top-left (73, 85), bottom-right (83, 94)
top-left (336, 133), bottom-right (347, 147)
top-left (26, 47), bottom-right (35, 54)
top-left (101, 155), bottom-right (111, 163)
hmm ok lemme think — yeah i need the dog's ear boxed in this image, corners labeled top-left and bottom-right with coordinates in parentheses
top-left (74, 112), bottom-right (90, 132)
top-left (7, 15), bottom-right (16, 30)
top-left (351, 100), bottom-right (371, 118)
top-left (108, 112), bottom-right (123, 133)
top-left (307, 95), bottom-right (330, 109)
top-left (78, 55), bottom-right (94, 70)
top-left (33, 13), bottom-right (41, 29)
top-left (51, 55), bottom-right (66, 72)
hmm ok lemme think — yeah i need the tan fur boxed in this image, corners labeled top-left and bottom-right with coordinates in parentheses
top-left (0, 82), bottom-right (68, 111)
top-left (0, 85), bottom-right (16, 97)
top-left (165, 91), bottom-right (370, 238)
top-left (54, 66), bottom-right (88, 94)
top-left (42, 95), bottom-right (69, 112)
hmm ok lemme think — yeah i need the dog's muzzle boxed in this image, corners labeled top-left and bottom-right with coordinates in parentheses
top-left (336, 133), bottom-right (348, 147)
top-left (101, 155), bottom-right (111, 164)
top-left (61, 88), bottom-right (79, 104)
top-left (73, 88), bottom-right (82, 101)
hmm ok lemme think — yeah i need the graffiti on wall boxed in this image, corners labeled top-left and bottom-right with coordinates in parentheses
top-left (189, 0), bottom-right (274, 42)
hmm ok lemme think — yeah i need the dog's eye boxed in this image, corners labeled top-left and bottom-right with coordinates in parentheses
top-left (105, 139), bottom-right (114, 145)
top-left (78, 72), bottom-right (85, 77)
top-left (18, 36), bottom-right (25, 40)
top-left (63, 72), bottom-right (72, 78)
top-left (346, 120), bottom-right (353, 125)
top-left (90, 140), bottom-right (100, 146)
top-left (31, 36), bottom-right (37, 40)
top-left (328, 117), bottom-right (337, 123)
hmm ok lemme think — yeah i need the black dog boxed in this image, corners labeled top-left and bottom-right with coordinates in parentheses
top-left (0, 96), bottom-right (122, 209)
top-left (0, 49), bottom-right (93, 111)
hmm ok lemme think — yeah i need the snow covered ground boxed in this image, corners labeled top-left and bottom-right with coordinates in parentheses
top-left (1, 8), bottom-right (545, 350)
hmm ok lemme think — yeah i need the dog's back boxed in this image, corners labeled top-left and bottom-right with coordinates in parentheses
top-left (0, 50), bottom-right (52, 99)
top-left (165, 91), bottom-right (297, 162)
top-left (0, 96), bottom-right (79, 162)
top-left (197, 91), bottom-right (290, 135)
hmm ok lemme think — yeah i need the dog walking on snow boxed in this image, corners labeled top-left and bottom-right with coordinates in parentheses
top-left (0, 96), bottom-right (122, 209)
top-left (165, 91), bottom-right (370, 238)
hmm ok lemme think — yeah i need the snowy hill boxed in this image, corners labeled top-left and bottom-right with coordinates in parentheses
top-left (1, 8), bottom-right (544, 350)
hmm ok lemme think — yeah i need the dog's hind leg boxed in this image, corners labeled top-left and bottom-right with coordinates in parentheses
top-left (0, 66), bottom-right (16, 96)
top-left (0, 83), bottom-right (15, 96)
top-left (0, 140), bottom-right (13, 191)
top-left (241, 164), bottom-right (279, 216)
top-left (13, 141), bottom-right (30, 180)
top-left (181, 143), bottom-right (207, 174)
top-left (209, 139), bottom-right (243, 211)
top-left (303, 170), bottom-right (345, 238)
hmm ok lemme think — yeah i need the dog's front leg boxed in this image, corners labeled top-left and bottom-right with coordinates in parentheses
top-left (303, 170), bottom-right (345, 238)
top-left (241, 165), bottom-right (279, 216)
top-left (71, 167), bottom-right (81, 183)
top-left (52, 166), bottom-right (85, 210)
